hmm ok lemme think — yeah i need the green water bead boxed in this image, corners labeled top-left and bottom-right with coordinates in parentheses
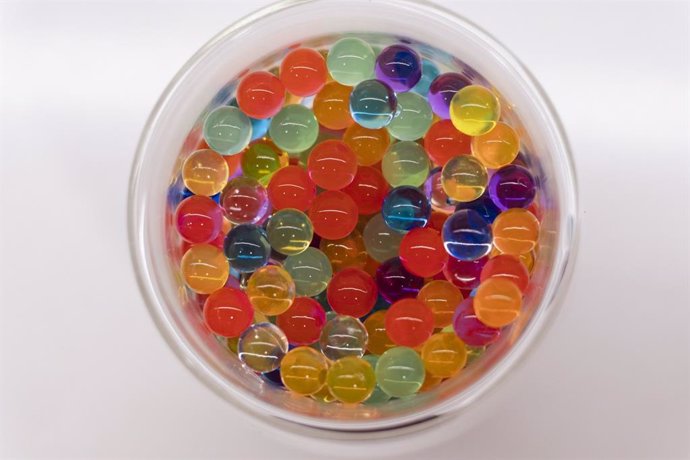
top-left (375, 346), bottom-right (425, 398)
top-left (327, 37), bottom-right (375, 86)
top-left (266, 209), bottom-right (313, 256)
top-left (283, 247), bottom-right (333, 297)
top-left (381, 141), bottom-right (430, 187)
top-left (203, 106), bottom-right (252, 155)
top-left (362, 213), bottom-right (404, 263)
top-left (362, 355), bottom-right (392, 405)
top-left (241, 140), bottom-right (283, 183)
top-left (387, 92), bottom-right (433, 141)
top-left (269, 105), bottom-right (319, 154)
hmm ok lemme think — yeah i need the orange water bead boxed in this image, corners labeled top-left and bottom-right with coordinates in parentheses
top-left (313, 81), bottom-right (354, 130)
top-left (492, 208), bottom-right (540, 255)
top-left (180, 244), bottom-right (229, 294)
top-left (363, 311), bottom-right (396, 355)
top-left (182, 149), bottom-right (229, 196)
top-left (343, 124), bottom-right (390, 166)
top-left (319, 230), bottom-right (367, 272)
top-left (480, 254), bottom-right (529, 292)
top-left (423, 119), bottom-right (471, 167)
top-left (418, 280), bottom-right (463, 328)
top-left (280, 48), bottom-right (327, 97)
top-left (474, 278), bottom-right (522, 328)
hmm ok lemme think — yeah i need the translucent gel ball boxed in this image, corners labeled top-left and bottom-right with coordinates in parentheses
top-left (319, 230), bottom-right (368, 272)
top-left (238, 322), bottom-right (288, 373)
top-left (313, 82), bottom-right (354, 130)
top-left (385, 298), bottom-right (434, 347)
top-left (223, 224), bottom-right (271, 273)
top-left (441, 155), bottom-right (488, 202)
top-left (203, 106), bottom-right (252, 155)
top-left (480, 254), bottom-right (530, 292)
top-left (327, 267), bottom-right (378, 318)
top-left (349, 79), bottom-right (397, 130)
top-left (283, 247), bottom-right (333, 296)
top-left (236, 71), bottom-right (286, 119)
top-left (428, 73), bottom-right (471, 119)
top-left (175, 195), bottom-right (223, 244)
top-left (442, 209), bottom-right (493, 261)
top-left (327, 356), bottom-right (376, 404)
top-left (182, 149), bottom-right (229, 196)
top-left (362, 213), bottom-right (404, 263)
top-left (418, 280), bottom-right (464, 328)
top-left (488, 164), bottom-right (536, 210)
top-left (424, 170), bottom-right (455, 213)
top-left (443, 255), bottom-right (488, 291)
top-left (471, 121), bottom-right (520, 169)
top-left (342, 166), bottom-right (390, 215)
top-left (308, 190), bottom-right (358, 240)
top-left (411, 59), bottom-right (440, 96)
top-left (267, 165), bottom-right (317, 212)
top-left (343, 124), bottom-right (390, 166)
top-left (381, 186), bottom-right (431, 232)
top-left (181, 244), bottom-right (229, 294)
top-left (276, 296), bottom-right (326, 345)
top-left (452, 297), bottom-right (501, 347)
top-left (220, 176), bottom-right (269, 225)
top-left (246, 265), bottom-right (296, 315)
top-left (362, 355), bottom-right (392, 405)
top-left (319, 315), bottom-right (368, 360)
top-left (424, 119), bottom-right (472, 167)
top-left (421, 332), bottom-right (467, 378)
top-left (474, 278), bottom-right (523, 328)
top-left (306, 140), bottom-right (357, 190)
top-left (492, 208), bottom-right (540, 255)
top-left (327, 37), bottom-right (375, 86)
top-left (269, 105), bottom-right (319, 154)
top-left (203, 287), bottom-right (254, 338)
top-left (454, 190), bottom-right (501, 224)
top-left (399, 227), bottom-right (448, 278)
top-left (266, 209), bottom-right (313, 256)
top-left (375, 347), bottom-right (425, 398)
top-left (374, 44), bottom-right (422, 92)
top-left (450, 85), bottom-right (501, 136)
top-left (363, 311), bottom-right (396, 356)
top-left (381, 141), bottom-right (430, 187)
top-left (375, 257), bottom-right (424, 303)
top-left (280, 346), bottom-right (328, 395)
top-left (279, 47), bottom-right (327, 97)
top-left (241, 139), bottom-right (286, 184)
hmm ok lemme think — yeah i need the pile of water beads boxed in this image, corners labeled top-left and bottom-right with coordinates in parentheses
top-left (169, 35), bottom-right (541, 406)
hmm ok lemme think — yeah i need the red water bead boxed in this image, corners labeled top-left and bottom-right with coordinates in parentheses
top-left (443, 255), bottom-right (488, 291)
top-left (385, 298), bottom-right (434, 347)
top-left (276, 296), bottom-right (326, 345)
top-left (480, 254), bottom-right (530, 292)
top-left (399, 227), bottom-right (448, 278)
top-left (342, 166), bottom-right (389, 215)
top-left (429, 211), bottom-right (449, 232)
top-left (280, 48), bottom-right (328, 97)
top-left (327, 267), bottom-right (378, 317)
top-left (452, 297), bottom-right (500, 347)
top-left (267, 165), bottom-right (317, 211)
top-left (175, 195), bottom-right (223, 244)
top-left (307, 140), bottom-right (357, 190)
top-left (308, 190), bottom-right (358, 240)
top-left (423, 119), bottom-right (471, 166)
top-left (236, 71), bottom-right (286, 119)
top-left (203, 288), bottom-right (254, 338)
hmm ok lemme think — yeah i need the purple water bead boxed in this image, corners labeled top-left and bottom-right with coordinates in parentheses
top-left (454, 190), bottom-right (501, 223)
top-left (488, 164), bottom-right (536, 210)
top-left (452, 298), bottom-right (501, 346)
top-left (428, 73), bottom-right (471, 119)
top-left (375, 257), bottom-right (424, 303)
top-left (374, 44), bottom-right (422, 92)
top-left (443, 255), bottom-right (488, 291)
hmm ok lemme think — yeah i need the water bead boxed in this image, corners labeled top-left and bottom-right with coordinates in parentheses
top-left (374, 44), bottom-right (422, 92)
top-left (492, 208), bottom-right (540, 255)
top-left (283, 247), bottom-right (333, 296)
top-left (238, 323), bottom-right (288, 373)
top-left (203, 106), bottom-right (252, 155)
top-left (280, 346), bottom-right (329, 395)
top-left (237, 71), bottom-right (286, 119)
top-left (424, 119), bottom-right (472, 167)
top-left (342, 166), bottom-right (389, 215)
top-left (221, 176), bottom-right (269, 225)
top-left (381, 186), bottom-right (431, 232)
top-left (442, 209), bottom-right (493, 261)
top-left (327, 267), bottom-right (378, 318)
top-left (246, 265), bottom-right (296, 315)
top-left (449, 85), bottom-right (501, 136)
top-left (429, 211), bottom-right (449, 232)
top-left (312, 82), bottom-right (354, 130)
top-left (261, 368), bottom-right (284, 387)
top-left (319, 231), bottom-right (367, 272)
top-left (399, 227), bottom-right (448, 278)
top-left (362, 355), bottom-right (392, 404)
top-left (441, 155), bottom-right (488, 202)
top-left (362, 213), bottom-right (404, 262)
top-left (269, 105), bottom-right (319, 153)
top-left (241, 140), bottom-right (285, 183)
top-left (411, 59), bottom-right (440, 96)
top-left (363, 311), bottom-right (396, 355)
top-left (266, 209), bottom-right (313, 256)
top-left (381, 141), bottom-right (430, 187)
top-left (420, 332), bottom-right (467, 378)
top-left (387, 92), bottom-right (433, 141)
top-left (452, 297), bottom-right (501, 347)
top-left (376, 257), bottom-right (424, 303)
top-left (375, 347), bottom-right (425, 398)
top-left (326, 356), bottom-right (376, 404)
top-left (471, 121), bottom-right (520, 169)
top-left (418, 280), bottom-right (463, 328)
top-left (276, 296), bottom-right (326, 345)
top-left (480, 254), bottom-right (529, 292)
top-left (319, 315), bottom-right (368, 360)
top-left (349, 79), bottom-right (397, 130)
top-left (454, 190), bottom-right (501, 224)
top-left (443, 255), bottom-right (488, 291)
top-left (175, 195), bottom-right (223, 244)
top-left (227, 98), bottom-right (271, 142)
top-left (424, 170), bottom-right (454, 213)
top-left (327, 37), bottom-right (375, 86)
top-left (181, 244), bottom-right (229, 294)
top-left (311, 385), bottom-right (337, 403)
top-left (308, 190), bottom-right (358, 240)
top-left (182, 149), bottom-right (229, 196)
top-left (306, 140), bottom-right (357, 190)
top-left (267, 165), bottom-right (316, 211)
top-left (473, 278), bottom-right (523, 328)
top-left (280, 48), bottom-right (327, 97)
top-left (203, 287), bottom-right (254, 338)
top-left (488, 164), bottom-right (536, 210)
top-left (428, 73), bottom-right (471, 119)
top-left (223, 224), bottom-right (271, 273)
top-left (385, 298), bottom-right (434, 347)
top-left (419, 371), bottom-right (443, 393)
top-left (344, 126), bottom-right (390, 168)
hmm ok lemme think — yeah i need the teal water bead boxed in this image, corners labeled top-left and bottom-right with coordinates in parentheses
top-left (349, 80), bottom-right (398, 130)
top-left (203, 106), bottom-right (252, 155)
top-left (362, 355), bottom-right (392, 405)
top-left (283, 247), bottom-right (333, 296)
top-left (412, 59), bottom-right (440, 96)
top-left (266, 209), bottom-right (313, 256)
top-left (375, 346), bottom-right (426, 397)
top-left (327, 37), bottom-right (376, 86)
top-left (381, 141), bottom-right (430, 187)
top-left (269, 105), bottom-right (319, 154)
top-left (387, 92), bottom-right (433, 141)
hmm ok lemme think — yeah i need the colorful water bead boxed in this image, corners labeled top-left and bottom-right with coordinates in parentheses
top-left (387, 92), bottom-right (433, 141)
top-left (312, 82), bottom-right (354, 130)
top-left (221, 176), bottom-right (269, 225)
top-left (418, 280), bottom-right (463, 328)
top-left (280, 47), bottom-right (327, 97)
top-left (182, 149), bottom-right (229, 196)
top-left (399, 227), bottom-right (448, 278)
top-left (449, 85), bottom-right (501, 136)
top-left (363, 311), bottom-right (396, 355)
top-left (376, 257), bottom-right (424, 303)
top-left (443, 255), bottom-right (488, 291)
top-left (424, 119), bottom-right (472, 167)
top-left (385, 298), bottom-right (434, 347)
top-left (362, 213), bottom-right (404, 262)
top-left (381, 186), bottom-right (431, 232)
top-left (237, 71), bottom-right (286, 119)
top-left (280, 346), bottom-right (329, 395)
top-left (175, 195), bottom-right (223, 244)
top-left (374, 44), bottom-right (422, 92)
top-left (423, 170), bottom-right (453, 214)
top-left (246, 265), bottom-right (296, 315)
top-left (269, 105), bottom-right (319, 153)
top-left (326, 356), bottom-right (376, 404)
top-left (327, 267), bottom-right (378, 318)
top-left (342, 166), bottom-right (389, 215)
top-left (362, 355), bottom-right (392, 405)
top-left (454, 190), bottom-right (501, 224)
top-left (411, 59), bottom-right (440, 96)
top-left (480, 254), bottom-right (529, 292)
top-left (492, 208), bottom-right (540, 255)
top-left (488, 164), bottom-right (536, 210)
top-left (381, 141), bottom-right (430, 188)
top-left (238, 322), bottom-right (288, 373)
top-left (203, 287), bottom-right (254, 338)
top-left (180, 244), bottom-right (229, 294)
top-left (326, 37), bottom-right (375, 86)
top-left (452, 297), bottom-right (501, 347)
top-left (428, 73), bottom-right (471, 119)
top-left (349, 79), bottom-right (397, 129)
top-left (283, 247), bottom-right (333, 296)
top-left (227, 98), bottom-right (271, 142)
top-left (442, 209), bottom-right (493, 261)
top-left (267, 165), bottom-right (316, 211)
top-left (441, 155), bottom-right (488, 203)
top-left (266, 209), bottom-right (313, 256)
top-left (473, 278), bottom-right (523, 328)
top-left (306, 140), bottom-right (357, 190)
top-left (471, 121), bottom-right (520, 169)
top-left (319, 315), bottom-right (368, 360)
top-left (343, 124), bottom-right (390, 166)
top-left (223, 224), bottom-right (271, 273)
top-left (420, 332), bottom-right (467, 378)
top-left (319, 231), bottom-right (367, 272)
top-left (203, 106), bottom-right (252, 155)
top-left (375, 347), bottom-right (425, 398)
top-left (308, 190), bottom-right (358, 240)
top-left (241, 140), bottom-right (286, 183)
top-left (276, 296), bottom-right (326, 345)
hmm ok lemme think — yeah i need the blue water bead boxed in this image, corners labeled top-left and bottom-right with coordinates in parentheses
top-left (349, 79), bottom-right (397, 129)
top-left (374, 44), bottom-right (422, 92)
top-left (261, 368), bottom-right (284, 387)
top-left (454, 190), bottom-right (501, 223)
top-left (412, 59), bottom-right (440, 96)
top-left (181, 188), bottom-right (221, 204)
top-left (442, 209), bottom-right (492, 261)
top-left (381, 186), bottom-right (431, 232)
top-left (223, 224), bottom-right (271, 273)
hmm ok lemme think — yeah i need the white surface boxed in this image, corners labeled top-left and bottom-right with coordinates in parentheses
top-left (0, 1), bottom-right (688, 458)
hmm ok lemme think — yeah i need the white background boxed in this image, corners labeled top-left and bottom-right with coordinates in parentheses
top-left (1, 1), bottom-right (689, 458)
